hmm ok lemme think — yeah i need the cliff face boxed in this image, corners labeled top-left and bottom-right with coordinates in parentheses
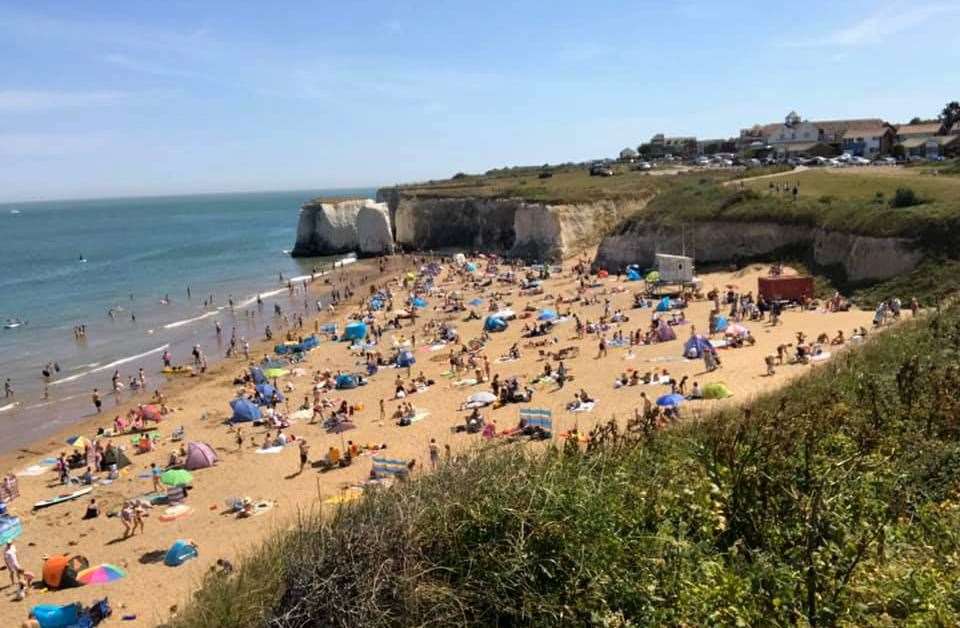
top-left (595, 220), bottom-right (923, 282)
top-left (382, 188), bottom-right (629, 262)
top-left (292, 198), bottom-right (397, 258)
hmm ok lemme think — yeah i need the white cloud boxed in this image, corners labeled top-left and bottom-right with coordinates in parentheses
top-left (0, 90), bottom-right (128, 112)
top-left (786, 3), bottom-right (956, 47)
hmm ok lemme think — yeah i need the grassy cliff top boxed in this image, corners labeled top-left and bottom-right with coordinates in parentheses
top-left (391, 164), bottom-right (707, 204)
top-left (627, 166), bottom-right (960, 244)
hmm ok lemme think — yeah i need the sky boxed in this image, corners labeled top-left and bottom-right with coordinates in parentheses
top-left (1, 1), bottom-right (958, 202)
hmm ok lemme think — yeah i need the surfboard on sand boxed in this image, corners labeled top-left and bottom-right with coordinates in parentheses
top-left (33, 485), bottom-right (93, 510)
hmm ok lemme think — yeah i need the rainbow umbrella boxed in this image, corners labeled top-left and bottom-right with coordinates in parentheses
top-left (66, 435), bottom-right (92, 449)
top-left (77, 563), bottom-right (127, 585)
top-left (160, 469), bottom-right (193, 487)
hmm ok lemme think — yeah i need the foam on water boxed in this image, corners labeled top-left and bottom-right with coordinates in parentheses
top-left (163, 310), bottom-right (220, 330)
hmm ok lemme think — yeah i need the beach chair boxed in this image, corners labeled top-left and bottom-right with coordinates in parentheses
top-left (519, 408), bottom-right (553, 438)
top-left (371, 456), bottom-right (410, 479)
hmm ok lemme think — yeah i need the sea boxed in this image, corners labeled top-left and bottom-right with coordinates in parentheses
top-left (0, 188), bottom-right (376, 453)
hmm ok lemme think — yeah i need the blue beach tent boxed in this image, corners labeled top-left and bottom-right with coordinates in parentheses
top-left (712, 314), bottom-right (729, 333)
top-left (655, 296), bottom-right (672, 312)
top-left (484, 316), bottom-right (508, 332)
top-left (230, 398), bottom-right (261, 423)
top-left (255, 383), bottom-right (283, 405)
top-left (396, 351), bottom-right (416, 368)
top-left (30, 603), bottom-right (82, 628)
top-left (683, 335), bottom-right (714, 359)
top-left (344, 321), bottom-right (367, 341)
top-left (165, 539), bottom-right (199, 567)
top-left (411, 297), bottom-right (427, 309)
top-left (626, 268), bottom-right (641, 281)
top-left (335, 374), bottom-right (358, 389)
top-left (537, 309), bottom-right (559, 322)
top-left (250, 367), bottom-right (267, 386)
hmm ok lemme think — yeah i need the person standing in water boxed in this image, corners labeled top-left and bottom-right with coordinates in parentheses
top-left (4, 378), bottom-right (12, 398)
top-left (92, 388), bottom-right (102, 413)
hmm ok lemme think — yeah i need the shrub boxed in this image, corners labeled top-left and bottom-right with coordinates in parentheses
top-left (452, 172), bottom-right (468, 180)
top-left (891, 187), bottom-right (922, 208)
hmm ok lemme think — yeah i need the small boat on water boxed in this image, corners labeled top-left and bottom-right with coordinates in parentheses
top-left (3, 319), bottom-right (26, 330)
top-left (9, 209), bottom-right (20, 214)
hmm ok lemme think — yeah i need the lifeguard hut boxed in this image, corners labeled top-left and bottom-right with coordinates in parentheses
top-left (655, 253), bottom-right (695, 283)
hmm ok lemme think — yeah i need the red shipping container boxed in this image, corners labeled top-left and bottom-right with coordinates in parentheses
top-left (758, 276), bottom-right (814, 303)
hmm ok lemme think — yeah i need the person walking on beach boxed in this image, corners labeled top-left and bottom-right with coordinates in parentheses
top-left (235, 427), bottom-right (244, 451)
top-left (150, 462), bottom-right (162, 493)
top-left (429, 438), bottom-right (440, 470)
top-left (120, 502), bottom-right (134, 538)
top-left (138, 368), bottom-right (146, 390)
top-left (92, 388), bottom-right (102, 413)
top-left (4, 541), bottom-right (21, 587)
top-left (298, 439), bottom-right (310, 473)
top-left (4, 378), bottom-right (12, 398)
top-left (132, 502), bottom-right (145, 535)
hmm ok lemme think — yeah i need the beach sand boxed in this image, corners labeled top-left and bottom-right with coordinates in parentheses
top-left (0, 256), bottom-right (886, 626)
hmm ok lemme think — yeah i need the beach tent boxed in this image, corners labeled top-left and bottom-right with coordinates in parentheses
top-left (255, 383), bottom-right (283, 405)
top-left (30, 602), bottom-right (83, 628)
top-left (184, 442), bottom-right (217, 471)
top-left (465, 262), bottom-right (477, 273)
top-left (712, 314), bottom-right (729, 333)
top-left (250, 367), bottom-right (267, 386)
top-left (396, 351), bottom-right (416, 368)
top-left (344, 321), bottom-right (367, 341)
top-left (164, 540), bottom-right (198, 567)
top-left (683, 335), bottom-right (714, 359)
top-left (626, 268), bottom-right (641, 281)
top-left (299, 335), bottom-right (319, 351)
top-left (537, 309), bottom-right (559, 322)
top-left (645, 270), bottom-right (661, 283)
top-left (656, 393), bottom-right (685, 407)
top-left (464, 391), bottom-right (496, 409)
top-left (655, 296), bottom-right (672, 312)
top-left (229, 398), bottom-right (261, 423)
top-left (99, 447), bottom-right (131, 471)
top-left (484, 316), bottom-right (508, 332)
top-left (703, 382), bottom-right (732, 399)
top-left (454, 253), bottom-right (466, 265)
top-left (411, 297), bottom-right (427, 309)
top-left (656, 319), bottom-right (677, 342)
top-left (42, 554), bottom-right (88, 590)
top-left (335, 374), bottom-right (358, 389)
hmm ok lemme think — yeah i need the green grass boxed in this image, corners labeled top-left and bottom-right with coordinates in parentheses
top-left (393, 164), bottom-right (727, 204)
top-left (172, 305), bottom-right (960, 627)
top-left (626, 169), bottom-right (960, 245)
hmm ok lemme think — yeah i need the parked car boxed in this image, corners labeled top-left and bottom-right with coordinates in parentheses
top-left (873, 156), bottom-right (896, 165)
top-left (851, 156), bottom-right (871, 165)
top-left (589, 163), bottom-right (615, 176)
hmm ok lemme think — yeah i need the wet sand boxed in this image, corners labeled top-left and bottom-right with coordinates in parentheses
top-left (0, 256), bottom-right (885, 626)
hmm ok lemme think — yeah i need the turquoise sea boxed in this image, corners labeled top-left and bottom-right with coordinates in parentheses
top-left (0, 188), bottom-right (375, 452)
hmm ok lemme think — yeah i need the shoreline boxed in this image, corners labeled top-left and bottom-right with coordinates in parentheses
top-left (0, 255), bottom-right (386, 467)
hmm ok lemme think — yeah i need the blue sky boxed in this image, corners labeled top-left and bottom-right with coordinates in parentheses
top-left (1, 1), bottom-right (958, 201)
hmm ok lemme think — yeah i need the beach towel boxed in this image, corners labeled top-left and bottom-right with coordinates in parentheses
top-left (570, 401), bottom-right (596, 413)
top-left (453, 378), bottom-right (478, 387)
top-left (255, 446), bottom-right (284, 455)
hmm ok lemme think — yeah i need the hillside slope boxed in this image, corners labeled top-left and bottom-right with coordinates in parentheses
top-left (171, 305), bottom-right (960, 627)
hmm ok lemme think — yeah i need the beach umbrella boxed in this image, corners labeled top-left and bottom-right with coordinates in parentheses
top-left (77, 563), bottom-right (126, 585)
top-left (656, 393), bottom-right (685, 407)
top-left (263, 368), bottom-right (288, 379)
top-left (66, 435), bottom-right (92, 449)
top-left (645, 271), bottom-right (660, 283)
top-left (465, 391), bottom-right (496, 408)
top-left (160, 469), bottom-right (193, 487)
top-left (703, 383), bottom-right (732, 399)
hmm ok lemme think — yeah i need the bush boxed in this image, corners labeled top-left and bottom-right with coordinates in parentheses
top-left (452, 172), bottom-right (468, 180)
top-left (891, 187), bottom-right (922, 208)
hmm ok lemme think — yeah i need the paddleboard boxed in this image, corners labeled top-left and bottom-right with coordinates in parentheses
top-left (33, 486), bottom-right (93, 510)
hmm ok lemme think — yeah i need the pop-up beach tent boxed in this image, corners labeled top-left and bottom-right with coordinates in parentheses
top-left (683, 335), bottom-right (714, 359)
top-left (42, 554), bottom-right (88, 590)
top-left (656, 319), bottom-right (677, 342)
top-left (250, 366), bottom-right (267, 386)
top-left (344, 321), bottom-right (367, 341)
top-left (335, 374), bottom-right (358, 389)
top-left (255, 383), bottom-right (283, 405)
top-left (99, 446), bottom-right (131, 471)
top-left (230, 398), bottom-right (261, 423)
top-left (165, 540), bottom-right (198, 567)
top-left (703, 382), bottom-right (732, 399)
top-left (184, 442), bottom-right (217, 470)
top-left (484, 316), bottom-right (508, 332)
top-left (396, 350), bottom-right (416, 368)
top-left (655, 296), bottom-right (672, 312)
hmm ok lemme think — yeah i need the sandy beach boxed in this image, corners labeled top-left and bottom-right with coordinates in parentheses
top-left (0, 253), bottom-right (884, 627)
